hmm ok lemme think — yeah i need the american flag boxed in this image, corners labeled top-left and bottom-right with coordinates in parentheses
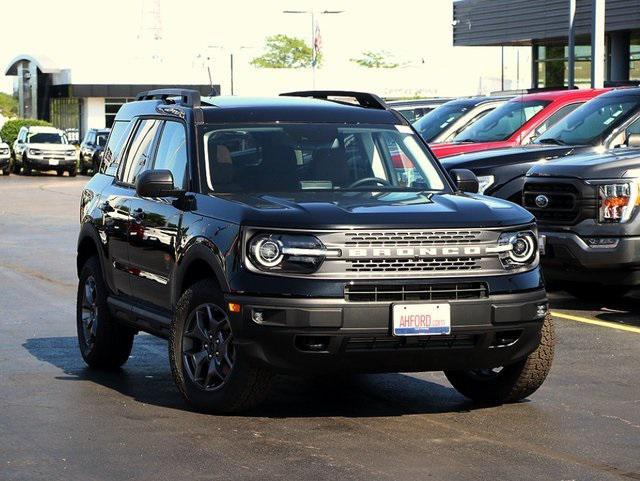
top-left (312, 20), bottom-right (322, 66)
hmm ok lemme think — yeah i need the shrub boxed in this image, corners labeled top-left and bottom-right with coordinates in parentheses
top-left (0, 118), bottom-right (52, 147)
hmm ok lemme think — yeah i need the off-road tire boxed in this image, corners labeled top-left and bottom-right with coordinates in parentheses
top-left (169, 279), bottom-right (274, 413)
top-left (445, 313), bottom-right (555, 403)
top-left (76, 256), bottom-right (135, 369)
top-left (69, 165), bottom-right (77, 177)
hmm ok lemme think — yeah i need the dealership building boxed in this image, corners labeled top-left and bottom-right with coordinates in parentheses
top-left (453, 0), bottom-right (640, 88)
top-left (4, 53), bottom-right (217, 140)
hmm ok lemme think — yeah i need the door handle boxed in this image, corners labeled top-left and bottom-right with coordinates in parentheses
top-left (132, 208), bottom-right (145, 222)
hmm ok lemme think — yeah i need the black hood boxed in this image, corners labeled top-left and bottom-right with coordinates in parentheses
top-left (527, 148), bottom-right (640, 180)
top-left (440, 144), bottom-right (592, 171)
top-left (203, 191), bottom-right (534, 229)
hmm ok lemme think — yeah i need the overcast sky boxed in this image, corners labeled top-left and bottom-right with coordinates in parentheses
top-left (1, 0), bottom-right (519, 94)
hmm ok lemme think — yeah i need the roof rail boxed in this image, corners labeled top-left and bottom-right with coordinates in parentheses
top-left (280, 90), bottom-right (388, 110)
top-left (489, 86), bottom-right (579, 95)
top-left (135, 88), bottom-right (201, 108)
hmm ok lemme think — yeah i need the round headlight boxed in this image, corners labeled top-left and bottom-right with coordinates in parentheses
top-left (251, 237), bottom-right (283, 267)
top-left (497, 231), bottom-right (537, 268)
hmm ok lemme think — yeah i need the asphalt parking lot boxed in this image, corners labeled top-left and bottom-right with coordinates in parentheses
top-left (0, 174), bottom-right (639, 481)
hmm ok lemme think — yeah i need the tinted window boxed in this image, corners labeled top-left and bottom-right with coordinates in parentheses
top-left (530, 102), bottom-right (582, 140)
top-left (536, 94), bottom-right (640, 146)
top-left (28, 132), bottom-right (66, 144)
top-left (95, 133), bottom-right (109, 147)
top-left (204, 123), bottom-right (446, 193)
top-left (101, 121), bottom-right (131, 175)
top-left (413, 101), bottom-right (475, 142)
top-left (121, 119), bottom-right (161, 185)
top-left (454, 100), bottom-right (550, 142)
top-left (153, 121), bottom-right (188, 189)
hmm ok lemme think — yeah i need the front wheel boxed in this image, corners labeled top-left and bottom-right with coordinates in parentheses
top-left (77, 256), bottom-right (135, 369)
top-left (444, 313), bottom-right (555, 404)
top-left (2, 168), bottom-right (8, 176)
top-left (68, 165), bottom-right (77, 177)
top-left (169, 279), bottom-right (274, 413)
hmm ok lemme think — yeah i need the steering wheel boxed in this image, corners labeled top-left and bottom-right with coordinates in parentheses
top-left (348, 177), bottom-right (392, 189)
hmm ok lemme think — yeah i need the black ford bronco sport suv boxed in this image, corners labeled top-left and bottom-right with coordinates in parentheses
top-left (76, 89), bottom-right (554, 412)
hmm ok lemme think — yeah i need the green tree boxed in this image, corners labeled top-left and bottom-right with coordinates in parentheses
top-left (351, 51), bottom-right (399, 69)
top-left (0, 93), bottom-right (18, 118)
top-left (251, 34), bottom-right (322, 68)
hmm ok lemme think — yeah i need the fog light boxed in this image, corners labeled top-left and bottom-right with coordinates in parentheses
top-left (586, 237), bottom-right (619, 248)
top-left (251, 310), bottom-right (264, 323)
top-left (536, 303), bottom-right (548, 318)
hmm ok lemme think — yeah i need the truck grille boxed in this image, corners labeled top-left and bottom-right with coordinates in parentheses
top-left (523, 179), bottom-right (597, 225)
top-left (345, 257), bottom-right (481, 273)
top-left (344, 230), bottom-right (481, 246)
top-left (344, 282), bottom-right (488, 302)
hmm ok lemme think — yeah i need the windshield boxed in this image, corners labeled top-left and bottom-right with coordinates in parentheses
top-left (28, 132), bottom-right (67, 144)
top-left (536, 94), bottom-right (640, 146)
top-left (96, 133), bottom-right (109, 147)
top-left (454, 99), bottom-right (549, 142)
top-left (412, 102), bottom-right (473, 142)
top-left (202, 123), bottom-right (447, 193)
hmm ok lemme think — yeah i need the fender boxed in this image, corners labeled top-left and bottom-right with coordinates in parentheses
top-left (491, 175), bottom-right (527, 203)
top-left (77, 222), bottom-right (110, 283)
top-left (172, 238), bottom-right (230, 308)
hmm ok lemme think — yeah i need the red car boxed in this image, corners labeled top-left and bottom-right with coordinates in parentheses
top-left (429, 89), bottom-right (609, 159)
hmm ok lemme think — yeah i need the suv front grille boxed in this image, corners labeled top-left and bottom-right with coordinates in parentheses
top-left (344, 282), bottom-right (488, 302)
top-left (523, 179), bottom-right (597, 225)
top-left (345, 257), bottom-right (482, 273)
top-left (344, 230), bottom-right (481, 246)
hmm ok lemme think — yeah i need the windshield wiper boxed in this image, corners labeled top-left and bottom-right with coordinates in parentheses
top-left (537, 138), bottom-right (568, 146)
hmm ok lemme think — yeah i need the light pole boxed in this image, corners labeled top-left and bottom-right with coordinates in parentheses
top-left (283, 9), bottom-right (344, 88)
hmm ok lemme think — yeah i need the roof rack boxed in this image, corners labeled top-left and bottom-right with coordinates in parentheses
top-left (280, 90), bottom-right (388, 110)
top-left (135, 89), bottom-right (201, 108)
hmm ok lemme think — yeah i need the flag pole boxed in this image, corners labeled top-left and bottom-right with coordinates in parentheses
top-left (311, 10), bottom-right (316, 89)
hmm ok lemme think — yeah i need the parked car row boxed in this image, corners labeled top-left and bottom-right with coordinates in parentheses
top-left (1, 126), bottom-right (110, 177)
top-left (406, 86), bottom-right (640, 298)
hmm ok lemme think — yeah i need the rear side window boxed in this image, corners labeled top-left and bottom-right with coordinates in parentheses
top-left (101, 121), bottom-right (131, 175)
top-left (153, 121), bottom-right (188, 189)
top-left (121, 119), bottom-right (161, 185)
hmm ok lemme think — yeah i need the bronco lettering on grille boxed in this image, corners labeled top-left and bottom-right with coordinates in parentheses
top-left (346, 246), bottom-right (486, 258)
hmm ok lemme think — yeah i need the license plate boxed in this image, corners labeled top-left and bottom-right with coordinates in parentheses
top-left (48, 159), bottom-right (59, 166)
top-left (392, 303), bottom-right (451, 336)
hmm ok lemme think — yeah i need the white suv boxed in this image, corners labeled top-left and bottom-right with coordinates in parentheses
top-left (12, 126), bottom-right (78, 176)
top-left (0, 135), bottom-right (10, 175)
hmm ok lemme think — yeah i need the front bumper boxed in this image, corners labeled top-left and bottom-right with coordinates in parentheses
top-left (225, 289), bottom-right (548, 374)
top-left (541, 231), bottom-right (640, 285)
top-left (26, 156), bottom-right (76, 170)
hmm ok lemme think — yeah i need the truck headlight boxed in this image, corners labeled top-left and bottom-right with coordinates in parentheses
top-left (597, 182), bottom-right (639, 223)
top-left (496, 230), bottom-right (538, 269)
top-left (248, 233), bottom-right (340, 274)
top-left (28, 148), bottom-right (42, 156)
top-left (476, 175), bottom-right (495, 194)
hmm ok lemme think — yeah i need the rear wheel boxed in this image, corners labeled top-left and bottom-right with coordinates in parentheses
top-left (169, 279), bottom-right (273, 413)
top-left (444, 313), bottom-right (555, 404)
top-left (76, 256), bottom-right (135, 369)
top-left (56, 170), bottom-right (64, 176)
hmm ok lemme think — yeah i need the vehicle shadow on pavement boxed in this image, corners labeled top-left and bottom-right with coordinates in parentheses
top-left (24, 335), bottom-right (485, 418)
top-left (550, 290), bottom-right (640, 327)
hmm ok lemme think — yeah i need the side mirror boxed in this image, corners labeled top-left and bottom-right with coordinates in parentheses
top-left (136, 169), bottom-right (184, 198)
top-left (628, 133), bottom-right (640, 148)
top-left (449, 168), bottom-right (479, 194)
